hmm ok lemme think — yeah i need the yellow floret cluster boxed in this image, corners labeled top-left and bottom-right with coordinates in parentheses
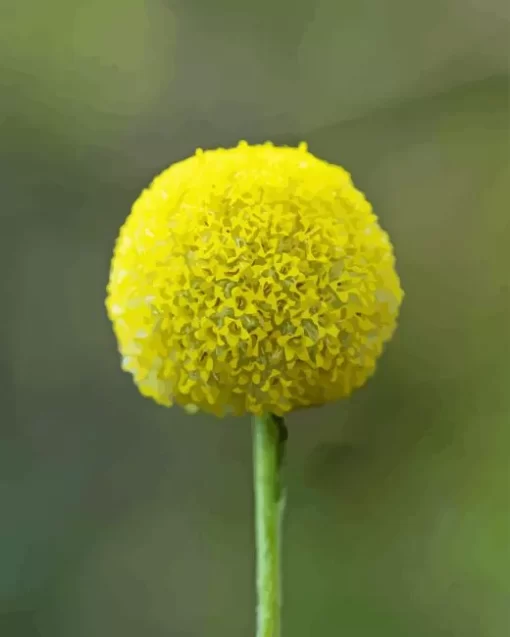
top-left (106, 141), bottom-right (403, 416)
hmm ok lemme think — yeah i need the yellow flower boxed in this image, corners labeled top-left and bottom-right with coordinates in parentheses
top-left (106, 141), bottom-right (403, 416)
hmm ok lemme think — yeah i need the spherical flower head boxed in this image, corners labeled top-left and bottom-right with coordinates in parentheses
top-left (106, 141), bottom-right (403, 417)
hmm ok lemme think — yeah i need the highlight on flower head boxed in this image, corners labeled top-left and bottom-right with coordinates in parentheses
top-left (106, 141), bottom-right (403, 416)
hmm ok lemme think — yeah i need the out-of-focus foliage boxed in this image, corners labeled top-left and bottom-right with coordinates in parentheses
top-left (0, 1), bottom-right (508, 636)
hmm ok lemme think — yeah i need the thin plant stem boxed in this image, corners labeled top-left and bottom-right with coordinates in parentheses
top-left (252, 413), bottom-right (287, 637)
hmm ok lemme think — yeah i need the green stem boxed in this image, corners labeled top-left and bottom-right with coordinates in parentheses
top-left (252, 413), bottom-right (287, 637)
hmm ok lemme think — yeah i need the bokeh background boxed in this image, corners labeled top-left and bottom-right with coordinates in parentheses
top-left (1, 1), bottom-right (509, 636)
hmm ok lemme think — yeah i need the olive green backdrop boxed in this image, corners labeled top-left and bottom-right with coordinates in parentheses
top-left (1, 1), bottom-right (508, 636)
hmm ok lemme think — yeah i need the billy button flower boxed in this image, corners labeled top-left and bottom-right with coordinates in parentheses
top-left (105, 141), bottom-right (403, 637)
top-left (106, 141), bottom-right (402, 417)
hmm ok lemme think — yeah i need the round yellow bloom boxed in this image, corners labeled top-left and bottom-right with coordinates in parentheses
top-left (106, 142), bottom-right (403, 417)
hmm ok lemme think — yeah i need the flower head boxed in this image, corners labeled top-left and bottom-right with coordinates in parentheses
top-left (106, 141), bottom-right (403, 416)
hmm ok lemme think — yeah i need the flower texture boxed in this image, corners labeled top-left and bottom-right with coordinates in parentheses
top-left (106, 142), bottom-right (403, 416)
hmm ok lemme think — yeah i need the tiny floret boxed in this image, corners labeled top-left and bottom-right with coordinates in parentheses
top-left (106, 142), bottom-right (403, 416)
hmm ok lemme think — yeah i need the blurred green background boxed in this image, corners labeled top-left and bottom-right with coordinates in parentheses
top-left (1, 1), bottom-right (509, 636)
